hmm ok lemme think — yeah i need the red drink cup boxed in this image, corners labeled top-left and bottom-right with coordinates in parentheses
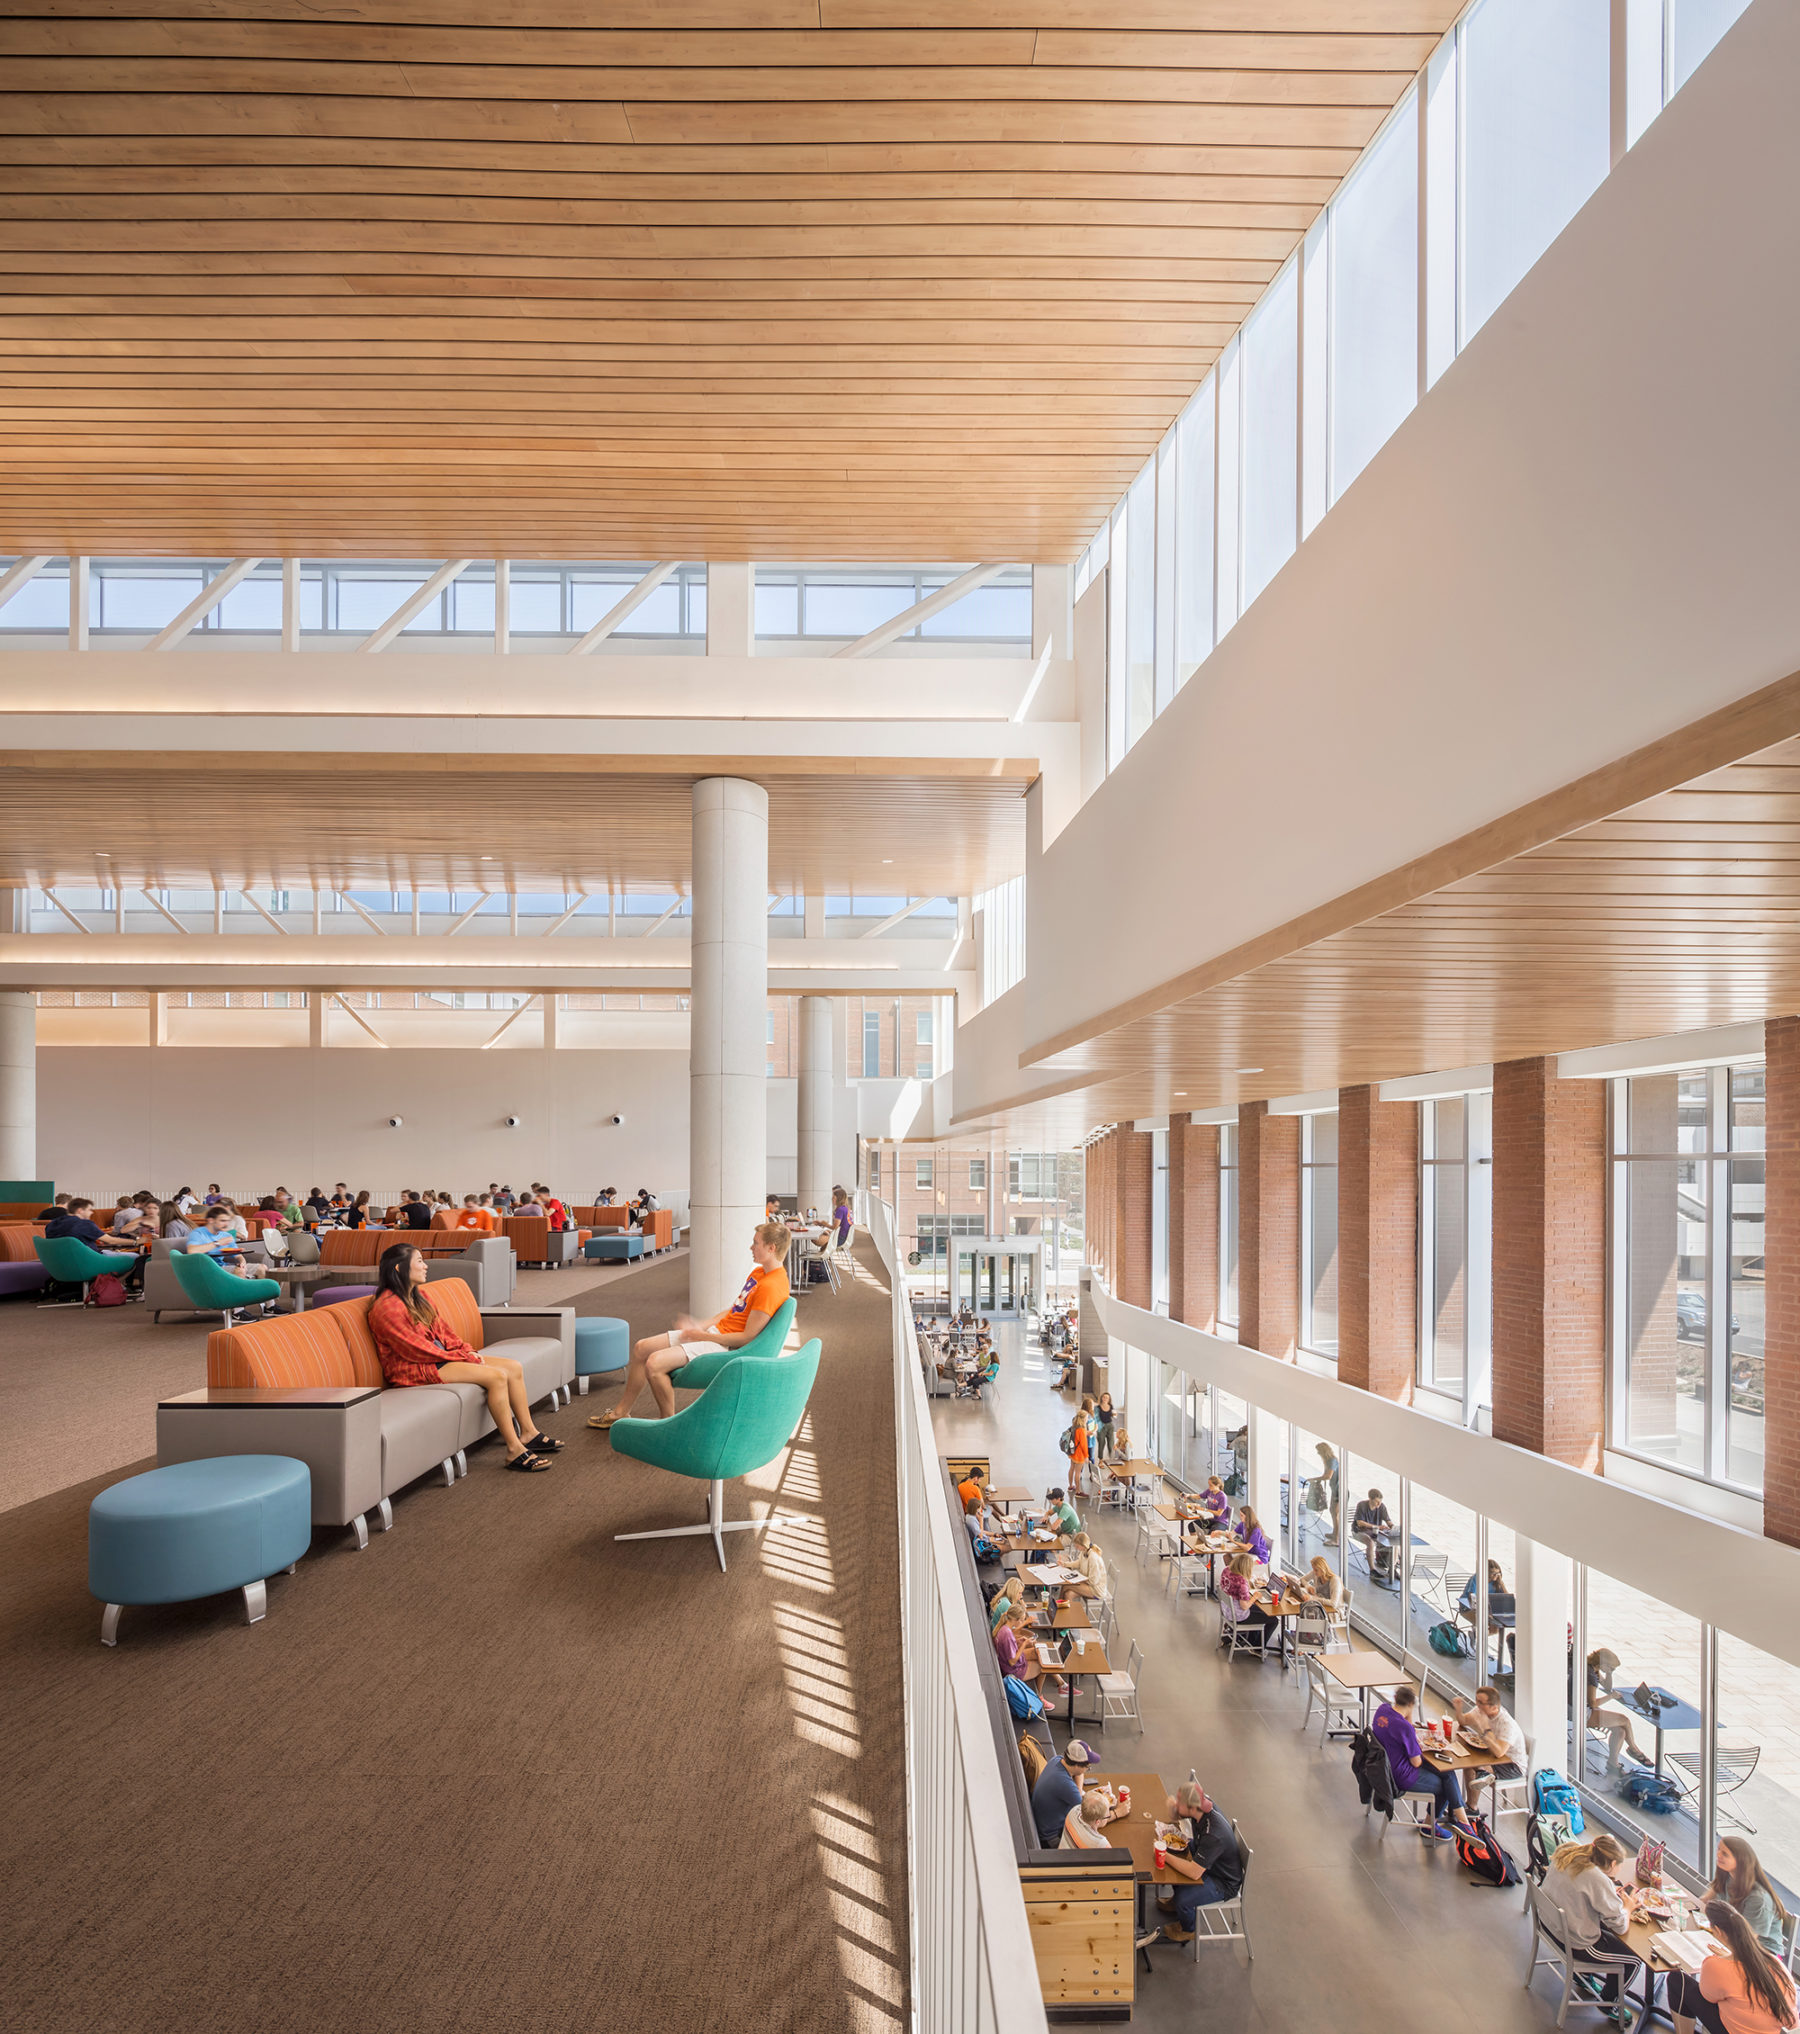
top-left (1154, 1842), bottom-right (1167, 1870)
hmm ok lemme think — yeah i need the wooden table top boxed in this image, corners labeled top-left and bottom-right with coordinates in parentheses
top-left (1035, 1635), bottom-right (1111, 1677)
top-left (1109, 1459), bottom-right (1161, 1480)
top-left (1031, 1602), bottom-right (1093, 1631)
top-left (1323, 1653), bottom-right (1414, 1690)
top-left (159, 1385), bottom-right (381, 1408)
top-left (989, 1486), bottom-right (1034, 1503)
top-left (1420, 1735), bottom-right (1497, 1773)
top-left (1624, 1899), bottom-right (1719, 1967)
top-left (1088, 1772), bottom-right (1180, 1882)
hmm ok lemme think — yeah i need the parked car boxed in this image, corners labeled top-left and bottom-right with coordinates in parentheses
top-left (1675, 1289), bottom-right (1739, 1341)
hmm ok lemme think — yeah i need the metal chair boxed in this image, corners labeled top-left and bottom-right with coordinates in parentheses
top-left (1218, 1597), bottom-right (1271, 1663)
top-left (1092, 1638), bottom-right (1144, 1733)
top-left (1477, 1734), bottom-right (1536, 1832)
top-left (1409, 1552), bottom-right (1450, 1608)
top-left (1522, 1883), bottom-right (1641, 2027)
top-left (1165, 1547), bottom-right (1209, 1597)
top-left (1169, 1822), bottom-right (1253, 1964)
top-left (1667, 1744), bottom-right (1759, 1831)
top-left (1299, 1651), bottom-right (1362, 1742)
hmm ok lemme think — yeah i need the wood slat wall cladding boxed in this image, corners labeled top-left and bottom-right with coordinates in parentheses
top-left (0, 752), bottom-right (1028, 894)
top-left (0, 0), bottom-right (1457, 559)
top-left (963, 734), bottom-right (1800, 1140)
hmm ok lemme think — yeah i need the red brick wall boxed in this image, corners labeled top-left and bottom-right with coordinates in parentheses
top-left (1337, 1085), bottom-right (1418, 1399)
top-left (1238, 1100), bottom-right (1299, 1359)
top-left (1116, 1128), bottom-right (1153, 1311)
top-left (1492, 1058), bottom-right (1606, 1469)
top-left (1766, 1018), bottom-right (1800, 1546)
top-left (1170, 1119), bottom-right (1219, 1331)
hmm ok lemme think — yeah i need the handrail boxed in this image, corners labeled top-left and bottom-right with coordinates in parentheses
top-left (866, 1193), bottom-right (1047, 2034)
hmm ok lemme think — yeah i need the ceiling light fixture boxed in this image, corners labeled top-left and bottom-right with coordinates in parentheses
top-left (1236, 1066), bottom-right (1262, 1074)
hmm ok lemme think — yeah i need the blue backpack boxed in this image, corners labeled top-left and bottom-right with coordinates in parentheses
top-left (1004, 1675), bottom-right (1045, 1721)
top-left (1532, 1768), bottom-right (1584, 1834)
top-left (1618, 1768), bottom-right (1681, 1815)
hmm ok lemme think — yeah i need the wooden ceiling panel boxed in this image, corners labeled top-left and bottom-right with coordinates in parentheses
top-left (0, 753), bottom-right (1029, 897)
top-left (0, 1), bottom-right (1456, 559)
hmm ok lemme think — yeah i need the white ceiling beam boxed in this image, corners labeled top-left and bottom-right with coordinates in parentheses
top-left (239, 889), bottom-right (289, 934)
top-left (642, 893), bottom-right (686, 937)
top-left (328, 991), bottom-right (387, 1045)
top-left (568, 561), bottom-right (679, 656)
top-left (1010, 641), bottom-right (1055, 722)
top-left (863, 895), bottom-right (941, 939)
top-left (332, 888), bottom-right (387, 935)
top-left (444, 894), bottom-right (492, 935)
top-left (539, 893), bottom-right (588, 938)
top-left (146, 558), bottom-right (262, 651)
top-left (0, 555), bottom-right (51, 616)
top-left (41, 888), bottom-right (91, 933)
top-left (356, 560), bottom-right (471, 654)
top-left (832, 564), bottom-right (1007, 660)
top-left (479, 992), bottom-right (541, 1049)
top-left (140, 888), bottom-right (187, 932)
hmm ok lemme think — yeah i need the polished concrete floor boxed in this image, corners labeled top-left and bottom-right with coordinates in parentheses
top-left (929, 1321), bottom-right (1571, 2033)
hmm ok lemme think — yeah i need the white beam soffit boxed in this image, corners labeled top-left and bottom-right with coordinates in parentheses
top-left (0, 555), bottom-right (50, 615)
top-left (1557, 1022), bottom-right (1766, 1080)
top-left (833, 565), bottom-right (1007, 660)
top-left (357, 560), bottom-right (472, 654)
top-left (145, 559), bottom-right (261, 652)
top-left (568, 563), bottom-right (680, 656)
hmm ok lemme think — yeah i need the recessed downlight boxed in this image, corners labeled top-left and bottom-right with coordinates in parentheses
top-left (1235, 1066), bottom-right (1263, 1074)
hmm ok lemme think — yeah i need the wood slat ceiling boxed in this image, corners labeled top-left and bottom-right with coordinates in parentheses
top-left (957, 733), bottom-right (1800, 1141)
top-left (0, 750), bottom-right (1029, 894)
top-left (0, 1), bottom-right (1457, 560)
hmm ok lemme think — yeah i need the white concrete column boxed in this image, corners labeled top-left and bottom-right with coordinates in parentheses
top-left (798, 994), bottom-right (833, 1216)
top-left (1513, 1536), bottom-right (1574, 1767)
top-left (706, 563), bottom-right (755, 659)
top-left (1247, 1405), bottom-right (1283, 1561)
top-left (308, 992), bottom-right (326, 1049)
top-left (0, 989), bottom-right (36, 1181)
top-left (690, 776), bottom-right (769, 1316)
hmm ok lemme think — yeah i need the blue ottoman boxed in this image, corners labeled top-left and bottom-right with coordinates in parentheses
top-left (583, 1234), bottom-right (646, 1262)
top-left (575, 1317), bottom-right (630, 1394)
top-left (89, 1455), bottom-right (312, 1646)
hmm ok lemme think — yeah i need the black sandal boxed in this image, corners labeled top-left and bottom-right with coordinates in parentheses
top-left (524, 1433), bottom-right (564, 1454)
top-left (505, 1449), bottom-right (553, 1472)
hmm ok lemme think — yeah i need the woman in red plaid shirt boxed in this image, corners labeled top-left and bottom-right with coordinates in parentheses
top-left (368, 1244), bottom-right (560, 1473)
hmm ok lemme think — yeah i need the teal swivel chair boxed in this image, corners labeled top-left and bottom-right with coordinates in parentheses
top-left (672, 1297), bottom-right (797, 1392)
top-left (611, 1339), bottom-right (821, 1572)
top-left (34, 1235), bottom-right (141, 1306)
top-left (168, 1248), bottom-right (281, 1325)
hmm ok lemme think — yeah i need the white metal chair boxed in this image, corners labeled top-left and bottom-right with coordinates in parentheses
top-left (1667, 1745), bottom-right (1759, 1832)
top-left (1165, 1548), bottom-right (1209, 1598)
top-left (1218, 1597), bottom-right (1271, 1664)
top-left (1409, 1552), bottom-right (1449, 1608)
top-left (1299, 1651), bottom-right (1361, 1742)
top-left (1477, 1735), bottom-right (1535, 1831)
top-left (1092, 1637), bottom-right (1144, 1733)
top-left (1168, 1821), bottom-right (1253, 1963)
top-left (1522, 1883), bottom-right (1641, 2027)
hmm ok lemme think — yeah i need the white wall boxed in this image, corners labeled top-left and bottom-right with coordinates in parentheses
top-left (37, 1045), bottom-right (689, 1204)
top-left (1014, 5), bottom-right (1800, 1066)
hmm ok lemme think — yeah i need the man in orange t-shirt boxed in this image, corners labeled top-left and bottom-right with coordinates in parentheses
top-left (453, 1196), bottom-right (486, 1231)
top-left (588, 1219), bottom-right (792, 1427)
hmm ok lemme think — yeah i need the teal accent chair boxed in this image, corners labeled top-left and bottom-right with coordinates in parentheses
top-left (611, 1338), bottom-right (821, 1572)
top-left (34, 1234), bottom-right (140, 1306)
top-left (168, 1248), bottom-right (281, 1325)
top-left (671, 1297), bottom-right (797, 1392)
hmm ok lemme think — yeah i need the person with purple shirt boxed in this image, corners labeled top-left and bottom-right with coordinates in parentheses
top-left (1227, 1505), bottom-right (1271, 1566)
top-left (1372, 1686), bottom-right (1477, 1842)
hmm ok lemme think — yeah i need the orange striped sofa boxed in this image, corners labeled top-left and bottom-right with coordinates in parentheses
top-left (154, 1280), bottom-right (575, 1545)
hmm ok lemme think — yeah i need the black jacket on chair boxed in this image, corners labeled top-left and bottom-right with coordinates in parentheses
top-left (1352, 1727), bottom-right (1396, 1819)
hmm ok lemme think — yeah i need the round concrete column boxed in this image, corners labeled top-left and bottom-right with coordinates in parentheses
top-left (689, 777), bottom-right (769, 1318)
top-left (797, 994), bottom-right (833, 1217)
top-left (0, 989), bottom-right (36, 1182)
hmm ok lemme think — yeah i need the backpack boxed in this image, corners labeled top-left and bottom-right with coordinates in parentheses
top-left (1527, 1812), bottom-right (1572, 1882)
top-left (1428, 1620), bottom-right (1472, 1658)
top-left (1003, 1675), bottom-right (1045, 1721)
top-left (1532, 1768), bottom-right (1584, 1834)
top-left (1058, 1425), bottom-right (1075, 1456)
top-left (90, 1272), bottom-right (129, 1307)
top-left (1455, 1814), bottom-right (1521, 1888)
top-left (1618, 1768), bottom-right (1681, 1815)
top-left (1018, 1731), bottom-right (1049, 1789)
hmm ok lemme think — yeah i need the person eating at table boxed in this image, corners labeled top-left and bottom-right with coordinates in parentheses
top-left (1372, 1686), bottom-right (1478, 1842)
top-left (1676, 1899), bottom-right (1797, 2034)
top-left (1030, 1739), bottom-right (1109, 1851)
top-left (1586, 1648), bottom-right (1654, 1774)
top-left (1669, 1841), bottom-right (1793, 2034)
top-left (1149, 1778), bottom-right (1245, 1948)
top-left (1449, 1685), bottom-right (1527, 1782)
top-left (1060, 1783), bottom-right (1130, 1852)
top-left (1538, 1832), bottom-right (1642, 2010)
top-left (586, 1219), bottom-right (791, 1428)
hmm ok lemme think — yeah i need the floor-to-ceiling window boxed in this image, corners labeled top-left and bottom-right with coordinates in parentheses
top-left (1345, 1454), bottom-right (1405, 1652)
top-left (1218, 1123), bottom-right (1239, 1331)
top-left (1419, 1093), bottom-right (1492, 1418)
top-left (1301, 1110), bottom-right (1339, 1361)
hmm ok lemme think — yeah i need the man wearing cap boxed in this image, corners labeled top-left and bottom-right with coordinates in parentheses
top-left (1036, 1487), bottom-right (1080, 1539)
top-left (1030, 1741), bottom-right (1112, 1852)
top-left (1151, 1779), bottom-right (1244, 1946)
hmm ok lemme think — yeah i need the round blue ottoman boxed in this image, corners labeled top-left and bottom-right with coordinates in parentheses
top-left (575, 1317), bottom-right (630, 1394)
top-left (89, 1455), bottom-right (312, 1646)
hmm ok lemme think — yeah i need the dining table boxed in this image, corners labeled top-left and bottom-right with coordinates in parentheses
top-left (1615, 1684), bottom-right (1704, 1779)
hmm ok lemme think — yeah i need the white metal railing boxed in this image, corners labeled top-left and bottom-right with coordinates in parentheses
top-left (866, 1194), bottom-right (1045, 2034)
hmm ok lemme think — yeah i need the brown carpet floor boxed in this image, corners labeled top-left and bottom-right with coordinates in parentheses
top-left (1, 1246), bottom-right (907, 2034)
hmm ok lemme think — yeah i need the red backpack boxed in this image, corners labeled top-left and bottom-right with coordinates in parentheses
top-left (90, 1273), bottom-right (129, 1307)
top-left (1455, 1814), bottom-right (1520, 1888)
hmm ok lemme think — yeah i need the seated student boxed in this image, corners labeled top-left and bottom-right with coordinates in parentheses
top-left (1537, 1832), bottom-right (1641, 2004)
top-left (989, 1576), bottom-right (1025, 1632)
top-left (1373, 1686), bottom-right (1476, 1842)
top-left (587, 1219), bottom-right (793, 1428)
top-left (1298, 1554), bottom-right (1342, 1607)
top-left (344, 1190), bottom-right (374, 1230)
top-left (1035, 1487), bottom-right (1081, 1539)
top-left (111, 1192), bottom-right (157, 1239)
top-left (1457, 1557), bottom-right (1517, 1667)
top-left (396, 1191), bottom-right (433, 1231)
top-left (1450, 1685), bottom-right (1527, 1780)
top-left (173, 1185), bottom-right (200, 1215)
top-left (1068, 1532), bottom-right (1109, 1600)
top-left (367, 1244), bottom-right (559, 1474)
top-left (595, 1187), bottom-right (618, 1206)
top-left (513, 1190), bottom-right (546, 1218)
top-left (1352, 1487), bottom-right (1395, 1581)
top-left (540, 1186), bottom-right (569, 1231)
top-left (1149, 1779), bottom-right (1244, 1946)
top-left (305, 1187), bottom-right (331, 1221)
top-left (178, 1205), bottom-right (252, 1275)
top-left (34, 1191), bottom-right (70, 1221)
top-left (1196, 1476), bottom-right (1231, 1526)
top-left (956, 1466), bottom-right (989, 1514)
top-left (1227, 1505), bottom-right (1270, 1566)
top-left (274, 1191), bottom-right (308, 1237)
top-left (158, 1200), bottom-right (192, 1244)
top-left (963, 1507), bottom-right (1002, 1562)
top-left (634, 1186), bottom-right (658, 1214)
top-left (1668, 1840), bottom-right (1793, 2034)
top-left (994, 1604), bottom-right (1066, 1703)
top-left (453, 1195), bottom-right (486, 1231)
top-left (1030, 1740), bottom-right (1105, 1850)
top-left (330, 1182), bottom-right (350, 1209)
top-left (46, 1198), bottom-right (148, 1291)
top-left (495, 1185), bottom-right (516, 1213)
top-left (1061, 1783), bottom-right (1129, 1852)
top-left (1586, 1648), bottom-right (1654, 1774)
top-left (203, 1184), bottom-right (225, 1206)
top-left (1218, 1553), bottom-right (1280, 1652)
top-left (1675, 1898), bottom-right (1798, 2034)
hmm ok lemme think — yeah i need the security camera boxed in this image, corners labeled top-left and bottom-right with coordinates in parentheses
top-left (610, 1113), bottom-right (625, 1127)
top-left (387, 1116), bottom-right (404, 1129)
top-left (504, 1115), bottom-right (520, 1128)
